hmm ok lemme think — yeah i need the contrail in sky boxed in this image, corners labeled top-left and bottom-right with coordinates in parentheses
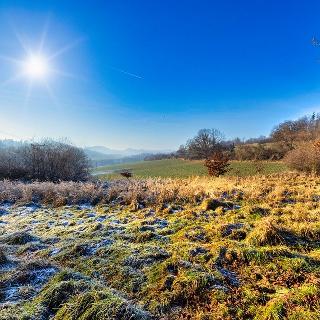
top-left (109, 66), bottom-right (143, 79)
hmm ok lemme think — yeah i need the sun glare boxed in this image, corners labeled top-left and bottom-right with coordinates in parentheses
top-left (0, 19), bottom-right (82, 107)
top-left (24, 55), bottom-right (49, 79)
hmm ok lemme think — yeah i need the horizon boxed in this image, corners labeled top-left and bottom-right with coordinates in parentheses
top-left (0, 138), bottom-right (175, 154)
top-left (1, 1), bottom-right (320, 149)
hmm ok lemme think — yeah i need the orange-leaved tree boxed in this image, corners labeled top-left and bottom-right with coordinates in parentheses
top-left (204, 151), bottom-right (230, 177)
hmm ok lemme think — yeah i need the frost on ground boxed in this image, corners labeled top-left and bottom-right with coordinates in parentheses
top-left (0, 174), bottom-right (320, 319)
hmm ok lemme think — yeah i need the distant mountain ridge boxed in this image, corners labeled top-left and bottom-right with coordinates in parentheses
top-left (85, 146), bottom-right (172, 157)
top-left (83, 149), bottom-right (121, 161)
top-left (84, 146), bottom-right (173, 167)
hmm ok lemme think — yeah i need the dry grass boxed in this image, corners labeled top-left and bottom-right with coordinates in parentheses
top-left (1, 172), bottom-right (320, 319)
top-left (0, 172), bottom-right (316, 207)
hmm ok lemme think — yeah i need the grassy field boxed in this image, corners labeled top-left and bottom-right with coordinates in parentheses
top-left (1, 173), bottom-right (320, 319)
top-left (93, 159), bottom-right (288, 179)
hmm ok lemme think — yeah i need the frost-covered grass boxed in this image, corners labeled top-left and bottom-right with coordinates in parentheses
top-left (0, 173), bottom-right (320, 319)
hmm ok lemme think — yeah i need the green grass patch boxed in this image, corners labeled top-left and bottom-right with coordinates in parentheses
top-left (92, 159), bottom-right (288, 179)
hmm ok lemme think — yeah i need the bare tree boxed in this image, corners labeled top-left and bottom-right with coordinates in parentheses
top-left (186, 129), bottom-right (223, 159)
top-left (271, 114), bottom-right (320, 149)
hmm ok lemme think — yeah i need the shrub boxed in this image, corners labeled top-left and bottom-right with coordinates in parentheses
top-left (0, 140), bottom-right (89, 181)
top-left (204, 152), bottom-right (230, 177)
top-left (284, 141), bottom-right (320, 174)
top-left (234, 143), bottom-right (289, 161)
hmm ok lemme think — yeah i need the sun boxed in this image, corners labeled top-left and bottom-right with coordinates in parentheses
top-left (0, 18), bottom-right (83, 107)
top-left (23, 55), bottom-right (49, 79)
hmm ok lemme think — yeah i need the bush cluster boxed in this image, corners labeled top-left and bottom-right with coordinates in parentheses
top-left (284, 140), bottom-right (320, 174)
top-left (0, 140), bottom-right (89, 182)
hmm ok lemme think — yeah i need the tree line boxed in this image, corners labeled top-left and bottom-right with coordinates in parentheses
top-left (146, 113), bottom-right (320, 163)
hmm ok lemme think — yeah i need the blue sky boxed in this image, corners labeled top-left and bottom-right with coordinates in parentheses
top-left (1, 0), bottom-right (320, 149)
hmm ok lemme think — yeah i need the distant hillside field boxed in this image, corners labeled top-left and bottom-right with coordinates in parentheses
top-left (92, 159), bottom-right (288, 179)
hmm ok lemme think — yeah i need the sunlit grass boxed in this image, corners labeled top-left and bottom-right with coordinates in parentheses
top-left (1, 172), bottom-right (320, 319)
top-left (93, 159), bottom-right (288, 179)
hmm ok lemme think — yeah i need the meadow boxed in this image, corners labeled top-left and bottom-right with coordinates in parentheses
top-left (93, 159), bottom-right (288, 179)
top-left (1, 172), bottom-right (320, 319)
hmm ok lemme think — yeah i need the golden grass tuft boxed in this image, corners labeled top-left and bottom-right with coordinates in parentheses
top-left (246, 217), bottom-right (290, 246)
